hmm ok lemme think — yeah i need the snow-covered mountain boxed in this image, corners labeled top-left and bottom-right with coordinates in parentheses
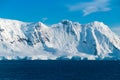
top-left (0, 18), bottom-right (120, 60)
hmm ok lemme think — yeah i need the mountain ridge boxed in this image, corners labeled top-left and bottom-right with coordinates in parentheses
top-left (0, 18), bottom-right (120, 60)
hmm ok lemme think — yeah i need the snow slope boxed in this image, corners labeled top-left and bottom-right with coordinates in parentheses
top-left (0, 18), bottom-right (120, 60)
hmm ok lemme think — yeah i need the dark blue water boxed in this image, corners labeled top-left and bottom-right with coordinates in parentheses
top-left (0, 60), bottom-right (120, 80)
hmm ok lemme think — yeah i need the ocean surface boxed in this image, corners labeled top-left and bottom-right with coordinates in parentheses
top-left (0, 60), bottom-right (120, 80)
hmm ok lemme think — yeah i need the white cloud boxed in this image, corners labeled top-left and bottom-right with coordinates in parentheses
top-left (67, 0), bottom-right (111, 16)
top-left (41, 17), bottom-right (48, 22)
top-left (111, 27), bottom-right (120, 36)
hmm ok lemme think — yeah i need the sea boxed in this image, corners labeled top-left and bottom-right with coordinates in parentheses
top-left (0, 60), bottom-right (120, 80)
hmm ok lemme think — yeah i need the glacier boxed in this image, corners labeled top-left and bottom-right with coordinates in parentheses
top-left (0, 18), bottom-right (120, 60)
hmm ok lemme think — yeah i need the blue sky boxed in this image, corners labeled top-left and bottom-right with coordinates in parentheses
top-left (0, 0), bottom-right (120, 29)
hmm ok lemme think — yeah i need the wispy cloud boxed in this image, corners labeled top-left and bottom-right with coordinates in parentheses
top-left (67, 0), bottom-right (111, 16)
top-left (111, 27), bottom-right (120, 36)
top-left (41, 17), bottom-right (48, 22)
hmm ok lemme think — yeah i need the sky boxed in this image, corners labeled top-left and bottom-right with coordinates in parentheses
top-left (0, 0), bottom-right (120, 35)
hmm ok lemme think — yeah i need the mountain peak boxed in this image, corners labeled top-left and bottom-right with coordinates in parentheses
top-left (0, 19), bottom-right (120, 60)
top-left (87, 21), bottom-right (104, 26)
top-left (36, 22), bottom-right (49, 30)
top-left (61, 20), bottom-right (72, 25)
top-left (93, 21), bottom-right (103, 24)
top-left (0, 18), bottom-right (25, 24)
top-left (83, 21), bottom-right (110, 30)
